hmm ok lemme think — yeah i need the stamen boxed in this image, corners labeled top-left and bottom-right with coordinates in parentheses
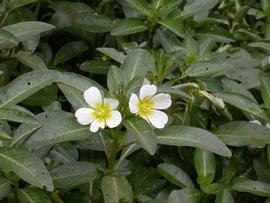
top-left (137, 98), bottom-right (154, 117)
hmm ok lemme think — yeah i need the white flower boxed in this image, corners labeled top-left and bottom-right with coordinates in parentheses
top-left (129, 84), bottom-right (172, 129)
top-left (75, 87), bottom-right (122, 133)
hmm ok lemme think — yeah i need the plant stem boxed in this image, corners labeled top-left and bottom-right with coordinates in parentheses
top-left (108, 129), bottom-right (119, 170)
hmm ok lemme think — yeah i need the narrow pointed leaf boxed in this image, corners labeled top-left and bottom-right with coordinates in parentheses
top-left (111, 19), bottom-right (147, 36)
top-left (3, 21), bottom-right (55, 42)
top-left (157, 163), bottom-right (194, 188)
top-left (0, 70), bottom-right (59, 108)
top-left (51, 162), bottom-right (99, 188)
top-left (16, 51), bottom-right (47, 70)
top-left (0, 106), bottom-right (38, 123)
top-left (215, 92), bottom-right (270, 121)
top-left (0, 177), bottom-right (10, 200)
top-left (215, 121), bottom-right (270, 146)
top-left (97, 47), bottom-right (126, 64)
top-left (124, 118), bottom-right (157, 155)
top-left (0, 147), bottom-right (53, 191)
top-left (121, 49), bottom-right (155, 85)
top-left (101, 175), bottom-right (133, 203)
top-left (0, 29), bottom-right (19, 50)
top-left (17, 188), bottom-right (52, 203)
top-left (157, 126), bottom-right (231, 157)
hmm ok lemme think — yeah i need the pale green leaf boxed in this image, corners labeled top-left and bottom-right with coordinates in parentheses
top-left (215, 121), bottom-right (270, 147)
top-left (101, 175), bottom-right (133, 203)
top-left (0, 147), bottom-right (53, 191)
top-left (17, 188), bottom-right (52, 203)
top-left (124, 118), bottom-right (157, 155)
top-left (16, 51), bottom-right (47, 70)
top-left (157, 126), bottom-right (232, 157)
top-left (51, 162), bottom-right (99, 188)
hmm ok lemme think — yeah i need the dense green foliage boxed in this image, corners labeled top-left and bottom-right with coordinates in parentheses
top-left (1, 0), bottom-right (270, 202)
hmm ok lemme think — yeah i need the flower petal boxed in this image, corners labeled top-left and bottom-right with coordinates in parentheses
top-left (99, 121), bottom-right (105, 129)
top-left (143, 78), bottom-right (151, 85)
top-left (106, 110), bottom-right (122, 128)
top-left (147, 110), bottom-right (168, 129)
top-left (139, 85), bottom-right (157, 100)
top-left (84, 87), bottom-right (102, 108)
top-left (104, 98), bottom-right (119, 110)
top-left (90, 120), bottom-right (100, 132)
top-left (129, 93), bottom-right (139, 114)
top-left (75, 108), bottom-right (94, 125)
top-left (150, 93), bottom-right (172, 109)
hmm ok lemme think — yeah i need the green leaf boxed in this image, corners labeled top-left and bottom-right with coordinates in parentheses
top-left (54, 41), bottom-right (88, 66)
top-left (25, 113), bottom-right (92, 150)
top-left (17, 188), bottom-right (52, 203)
top-left (259, 73), bottom-right (270, 109)
top-left (22, 85), bottom-right (58, 107)
top-left (196, 25), bottom-right (234, 43)
top-left (0, 105), bottom-right (38, 123)
top-left (16, 51), bottom-right (47, 70)
top-left (7, 0), bottom-right (37, 11)
top-left (101, 175), bottom-right (133, 203)
top-left (111, 18), bottom-right (147, 36)
top-left (183, 61), bottom-right (231, 78)
top-left (156, 125), bottom-right (232, 157)
top-left (179, 0), bottom-right (218, 19)
top-left (51, 162), bottom-right (99, 189)
top-left (3, 21), bottom-right (55, 42)
top-left (232, 177), bottom-right (270, 197)
top-left (0, 147), bottom-right (53, 191)
top-left (56, 71), bottom-right (100, 92)
top-left (249, 42), bottom-right (270, 52)
top-left (125, 0), bottom-right (149, 16)
top-left (80, 60), bottom-right (110, 75)
top-left (156, 29), bottom-right (182, 53)
top-left (0, 131), bottom-right (12, 140)
top-left (221, 78), bottom-right (256, 102)
top-left (10, 122), bottom-right (41, 147)
top-left (107, 66), bottom-right (124, 96)
top-left (215, 92), bottom-right (270, 121)
top-left (124, 118), bottom-right (157, 155)
top-left (73, 15), bottom-right (113, 33)
top-left (194, 149), bottom-right (216, 185)
top-left (225, 67), bottom-right (261, 89)
top-left (215, 189), bottom-right (235, 203)
top-left (121, 49), bottom-right (155, 85)
top-left (159, 18), bottom-right (185, 38)
top-left (57, 84), bottom-right (86, 110)
top-left (215, 121), bottom-right (270, 147)
top-left (168, 188), bottom-right (203, 203)
top-left (0, 177), bottom-right (10, 200)
top-left (0, 28), bottom-right (19, 50)
top-left (0, 70), bottom-right (59, 108)
top-left (157, 163), bottom-right (194, 188)
top-left (97, 47), bottom-right (126, 64)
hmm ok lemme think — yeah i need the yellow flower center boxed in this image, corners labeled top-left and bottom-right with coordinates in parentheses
top-left (137, 98), bottom-right (154, 117)
top-left (92, 103), bottom-right (111, 123)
